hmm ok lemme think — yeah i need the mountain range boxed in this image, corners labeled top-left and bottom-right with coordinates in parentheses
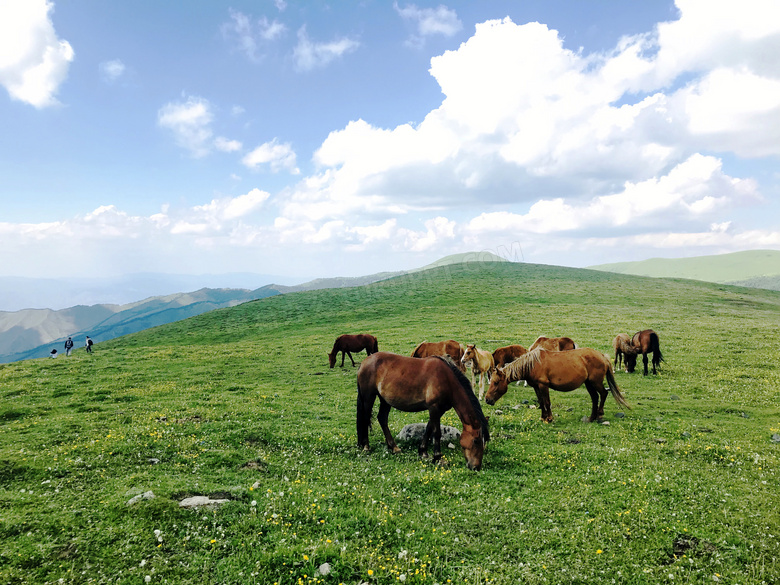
top-left (588, 249), bottom-right (780, 289)
top-left (0, 252), bottom-right (508, 363)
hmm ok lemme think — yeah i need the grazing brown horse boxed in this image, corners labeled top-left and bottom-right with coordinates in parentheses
top-left (529, 336), bottom-right (577, 352)
top-left (328, 334), bottom-right (378, 368)
top-left (625, 329), bottom-right (663, 375)
top-left (460, 344), bottom-right (495, 400)
top-left (485, 347), bottom-right (630, 423)
top-left (492, 344), bottom-right (528, 368)
top-left (612, 333), bottom-right (638, 371)
top-left (356, 352), bottom-right (489, 470)
top-left (411, 340), bottom-right (466, 372)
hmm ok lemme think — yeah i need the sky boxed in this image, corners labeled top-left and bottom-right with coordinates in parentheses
top-left (1, 0), bottom-right (780, 284)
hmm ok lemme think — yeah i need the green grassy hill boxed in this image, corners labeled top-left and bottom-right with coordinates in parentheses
top-left (589, 249), bottom-right (780, 288)
top-left (1, 262), bottom-right (779, 584)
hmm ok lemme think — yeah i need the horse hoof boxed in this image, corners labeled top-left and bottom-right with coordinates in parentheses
top-left (392, 447), bottom-right (402, 454)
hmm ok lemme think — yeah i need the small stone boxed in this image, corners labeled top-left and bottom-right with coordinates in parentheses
top-left (494, 410), bottom-right (503, 415)
top-left (655, 438), bottom-right (667, 444)
top-left (670, 395), bottom-right (680, 401)
top-left (317, 563), bottom-right (331, 576)
top-left (581, 416), bottom-right (591, 423)
top-left (529, 405), bottom-right (536, 409)
top-left (147, 458), bottom-right (160, 465)
top-left (179, 496), bottom-right (230, 509)
top-left (522, 400), bottom-right (529, 404)
top-left (600, 420), bottom-right (610, 426)
top-left (614, 412), bottom-right (626, 419)
top-left (771, 434), bottom-right (780, 443)
top-left (447, 442), bottom-right (456, 450)
top-left (126, 491), bottom-right (155, 506)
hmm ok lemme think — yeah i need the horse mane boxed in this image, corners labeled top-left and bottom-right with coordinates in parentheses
top-left (433, 355), bottom-right (490, 443)
top-left (502, 347), bottom-right (544, 381)
top-left (410, 341), bottom-right (426, 357)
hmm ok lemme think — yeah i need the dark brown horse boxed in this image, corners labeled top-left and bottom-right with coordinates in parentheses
top-left (492, 344), bottom-right (528, 368)
top-left (328, 334), bottom-right (378, 368)
top-left (356, 352), bottom-right (489, 470)
top-left (485, 347), bottom-right (630, 423)
top-left (625, 329), bottom-right (663, 375)
top-left (410, 340), bottom-right (466, 372)
top-left (528, 336), bottom-right (577, 352)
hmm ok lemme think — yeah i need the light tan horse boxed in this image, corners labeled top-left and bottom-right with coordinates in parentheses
top-left (460, 344), bottom-right (495, 400)
top-left (529, 335), bottom-right (577, 352)
top-left (612, 333), bottom-right (638, 372)
top-left (485, 347), bottom-right (630, 422)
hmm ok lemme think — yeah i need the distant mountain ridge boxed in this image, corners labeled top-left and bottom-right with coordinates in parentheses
top-left (588, 250), bottom-right (780, 289)
top-left (0, 251), bottom-right (509, 363)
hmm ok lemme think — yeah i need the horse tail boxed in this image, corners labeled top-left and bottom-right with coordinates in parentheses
top-left (651, 332), bottom-right (664, 368)
top-left (356, 380), bottom-right (372, 447)
top-left (605, 364), bottom-right (631, 411)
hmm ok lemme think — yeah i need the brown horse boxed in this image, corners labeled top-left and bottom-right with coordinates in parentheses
top-left (485, 347), bottom-right (630, 423)
top-left (460, 344), bottom-right (495, 400)
top-left (625, 329), bottom-right (663, 375)
top-left (492, 344), bottom-right (528, 368)
top-left (411, 340), bottom-right (466, 372)
top-left (357, 352), bottom-right (489, 470)
top-left (529, 336), bottom-right (577, 352)
top-left (328, 334), bottom-right (378, 368)
top-left (612, 333), bottom-right (638, 371)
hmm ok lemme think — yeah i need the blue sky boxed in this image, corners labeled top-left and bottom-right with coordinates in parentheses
top-left (1, 0), bottom-right (779, 282)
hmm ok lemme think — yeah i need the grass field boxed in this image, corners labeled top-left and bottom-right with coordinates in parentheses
top-left (1, 261), bottom-right (779, 585)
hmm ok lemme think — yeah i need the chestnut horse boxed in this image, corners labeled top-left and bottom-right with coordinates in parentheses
top-left (328, 334), bottom-right (378, 368)
top-left (612, 333), bottom-right (638, 371)
top-left (356, 352), bottom-right (489, 470)
top-left (460, 344), bottom-right (495, 400)
top-left (626, 329), bottom-right (664, 375)
top-left (492, 344), bottom-right (528, 368)
top-left (485, 347), bottom-right (630, 423)
top-left (411, 340), bottom-right (466, 372)
top-left (529, 336), bottom-right (577, 352)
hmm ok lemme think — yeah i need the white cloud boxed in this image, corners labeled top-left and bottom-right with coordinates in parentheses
top-left (395, 2), bottom-right (462, 47)
top-left (0, 0), bottom-right (74, 108)
top-left (157, 95), bottom-right (214, 158)
top-left (293, 26), bottom-right (360, 72)
top-left (214, 137), bottom-right (243, 153)
top-left (221, 9), bottom-right (287, 62)
top-left (242, 139), bottom-right (299, 174)
top-left (99, 59), bottom-right (125, 83)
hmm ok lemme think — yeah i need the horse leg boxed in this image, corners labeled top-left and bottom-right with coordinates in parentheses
top-left (356, 390), bottom-right (376, 451)
top-left (642, 352), bottom-right (649, 376)
top-left (585, 381), bottom-right (608, 422)
top-left (420, 415), bottom-right (443, 461)
top-left (377, 399), bottom-right (401, 454)
top-left (340, 351), bottom-right (346, 367)
top-left (651, 351), bottom-right (658, 375)
top-left (347, 351), bottom-right (356, 367)
top-left (534, 385), bottom-right (553, 422)
top-left (478, 371), bottom-right (485, 400)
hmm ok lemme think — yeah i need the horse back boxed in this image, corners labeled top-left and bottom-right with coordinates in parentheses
top-left (492, 345), bottom-right (527, 368)
top-left (358, 352), bottom-right (452, 411)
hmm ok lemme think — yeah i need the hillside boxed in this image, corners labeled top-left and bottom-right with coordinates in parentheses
top-left (0, 287), bottom-right (277, 363)
top-left (1, 261), bottom-right (779, 584)
top-left (0, 251), bottom-right (510, 363)
top-left (588, 249), bottom-right (780, 288)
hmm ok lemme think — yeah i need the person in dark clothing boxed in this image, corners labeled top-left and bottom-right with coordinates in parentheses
top-left (64, 337), bottom-right (74, 357)
top-left (85, 336), bottom-right (94, 353)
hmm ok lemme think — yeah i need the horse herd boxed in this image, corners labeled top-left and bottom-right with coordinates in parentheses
top-left (328, 331), bottom-right (663, 471)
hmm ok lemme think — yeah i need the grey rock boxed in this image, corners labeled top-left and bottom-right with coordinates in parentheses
top-left (396, 423), bottom-right (460, 443)
top-left (179, 496), bottom-right (230, 509)
top-left (126, 491), bottom-right (155, 506)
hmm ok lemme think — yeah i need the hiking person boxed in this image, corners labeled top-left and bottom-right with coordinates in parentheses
top-left (64, 337), bottom-right (74, 357)
top-left (85, 336), bottom-right (94, 353)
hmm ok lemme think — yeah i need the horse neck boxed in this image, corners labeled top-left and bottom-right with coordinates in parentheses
top-left (448, 381), bottom-right (482, 429)
top-left (506, 350), bottom-right (540, 381)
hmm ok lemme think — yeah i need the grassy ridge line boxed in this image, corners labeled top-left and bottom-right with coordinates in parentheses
top-left (1, 262), bottom-right (779, 585)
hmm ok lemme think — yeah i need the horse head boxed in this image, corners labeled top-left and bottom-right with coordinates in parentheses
top-left (485, 368), bottom-right (509, 405)
top-left (460, 423), bottom-right (486, 471)
top-left (328, 352), bottom-right (337, 368)
top-left (461, 344), bottom-right (476, 368)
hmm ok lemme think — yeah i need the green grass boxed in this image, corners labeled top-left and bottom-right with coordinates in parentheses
top-left (1, 262), bottom-right (779, 585)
